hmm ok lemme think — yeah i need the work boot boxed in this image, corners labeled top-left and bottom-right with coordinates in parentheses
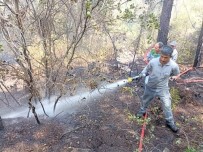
top-left (166, 121), bottom-right (179, 133)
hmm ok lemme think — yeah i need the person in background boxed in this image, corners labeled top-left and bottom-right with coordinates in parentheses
top-left (144, 42), bottom-right (164, 63)
top-left (143, 42), bottom-right (164, 84)
top-left (136, 45), bottom-right (180, 133)
top-left (169, 41), bottom-right (178, 62)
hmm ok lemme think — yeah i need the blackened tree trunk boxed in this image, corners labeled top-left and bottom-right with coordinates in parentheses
top-left (0, 116), bottom-right (4, 130)
top-left (157, 0), bottom-right (174, 44)
top-left (193, 20), bottom-right (203, 67)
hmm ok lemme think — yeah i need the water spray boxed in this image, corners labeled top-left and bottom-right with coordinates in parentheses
top-left (1, 78), bottom-right (135, 119)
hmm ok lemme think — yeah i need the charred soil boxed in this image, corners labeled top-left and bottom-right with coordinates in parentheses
top-left (0, 61), bottom-right (203, 152)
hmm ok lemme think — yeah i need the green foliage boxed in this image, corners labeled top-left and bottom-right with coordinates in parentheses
top-left (0, 44), bottom-right (3, 52)
top-left (127, 112), bottom-right (151, 125)
top-left (121, 86), bottom-right (134, 95)
top-left (117, 2), bottom-right (122, 13)
top-left (86, 0), bottom-right (92, 18)
top-left (170, 87), bottom-right (181, 109)
top-left (127, 112), bottom-right (137, 121)
top-left (175, 138), bottom-right (182, 145)
top-left (184, 146), bottom-right (198, 152)
top-left (150, 106), bottom-right (161, 115)
top-left (179, 48), bottom-right (195, 64)
top-left (39, 0), bottom-right (45, 5)
top-left (130, 4), bottom-right (135, 9)
top-left (139, 12), bottom-right (159, 44)
top-left (117, 2), bottom-right (137, 21)
top-left (147, 13), bottom-right (159, 29)
top-left (147, 35), bottom-right (153, 44)
top-left (139, 13), bottom-right (159, 29)
top-left (122, 8), bottom-right (134, 20)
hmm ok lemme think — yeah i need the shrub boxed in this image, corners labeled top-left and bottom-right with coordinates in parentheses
top-left (170, 87), bottom-right (181, 109)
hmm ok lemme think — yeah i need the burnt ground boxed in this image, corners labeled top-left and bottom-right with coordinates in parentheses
top-left (0, 59), bottom-right (203, 152)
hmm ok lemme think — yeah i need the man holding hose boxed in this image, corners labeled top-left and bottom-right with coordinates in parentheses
top-left (136, 45), bottom-right (180, 133)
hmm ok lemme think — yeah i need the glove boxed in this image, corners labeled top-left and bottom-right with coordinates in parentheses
top-left (132, 75), bottom-right (142, 81)
top-left (169, 76), bottom-right (178, 81)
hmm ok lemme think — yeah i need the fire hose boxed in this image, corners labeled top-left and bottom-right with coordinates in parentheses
top-left (176, 67), bottom-right (203, 84)
top-left (138, 113), bottom-right (148, 152)
top-left (127, 76), bottom-right (147, 152)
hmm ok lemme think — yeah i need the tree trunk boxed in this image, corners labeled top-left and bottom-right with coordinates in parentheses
top-left (193, 20), bottom-right (203, 67)
top-left (0, 116), bottom-right (4, 130)
top-left (157, 0), bottom-right (174, 44)
top-left (103, 25), bottom-right (119, 69)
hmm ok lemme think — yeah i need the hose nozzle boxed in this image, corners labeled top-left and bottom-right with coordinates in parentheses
top-left (128, 77), bottom-right (133, 83)
top-left (127, 75), bottom-right (141, 83)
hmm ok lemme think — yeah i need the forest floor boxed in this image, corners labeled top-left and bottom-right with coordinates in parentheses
top-left (0, 58), bottom-right (203, 152)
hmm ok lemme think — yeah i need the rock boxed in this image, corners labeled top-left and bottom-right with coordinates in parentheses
top-left (68, 147), bottom-right (93, 152)
top-left (163, 147), bottom-right (170, 152)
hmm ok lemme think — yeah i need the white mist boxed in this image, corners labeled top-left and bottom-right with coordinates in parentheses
top-left (1, 79), bottom-right (128, 119)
